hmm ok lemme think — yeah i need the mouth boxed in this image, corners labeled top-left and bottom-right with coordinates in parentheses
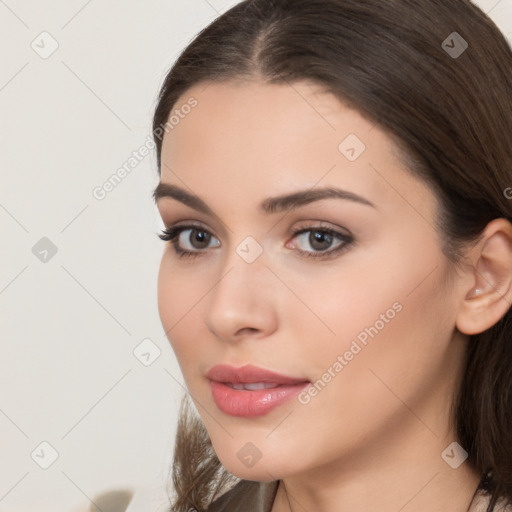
top-left (224, 382), bottom-right (290, 390)
top-left (206, 364), bottom-right (310, 417)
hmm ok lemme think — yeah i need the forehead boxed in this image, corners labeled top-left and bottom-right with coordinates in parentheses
top-left (162, 79), bottom-right (375, 163)
top-left (159, 80), bottom-right (434, 219)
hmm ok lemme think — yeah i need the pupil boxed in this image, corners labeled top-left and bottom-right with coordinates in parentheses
top-left (191, 229), bottom-right (210, 249)
top-left (310, 230), bottom-right (332, 250)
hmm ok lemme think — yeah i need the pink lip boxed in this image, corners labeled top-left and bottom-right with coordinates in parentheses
top-left (206, 364), bottom-right (310, 417)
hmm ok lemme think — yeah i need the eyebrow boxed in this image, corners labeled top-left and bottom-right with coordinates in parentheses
top-left (152, 182), bottom-right (375, 215)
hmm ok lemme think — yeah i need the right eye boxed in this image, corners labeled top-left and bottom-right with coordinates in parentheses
top-left (158, 225), bottom-right (221, 258)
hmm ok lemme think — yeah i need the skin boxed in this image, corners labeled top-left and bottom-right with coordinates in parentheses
top-left (154, 79), bottom-right (512, 512)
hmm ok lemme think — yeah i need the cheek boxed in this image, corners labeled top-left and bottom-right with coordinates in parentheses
top-left (274, 257), bottom-right (408, 367)
top-left (287, 232), bottom-right (447, 352)
top-left (302, 263), bottom-right (454, 416)
top-left (157, 255), bottom-right (206, 362)
top-left (287, 238), bottom-right (455, 407)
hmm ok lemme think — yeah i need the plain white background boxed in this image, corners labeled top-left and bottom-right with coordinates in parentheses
top-left (0, 1), bottom-right (511, 511)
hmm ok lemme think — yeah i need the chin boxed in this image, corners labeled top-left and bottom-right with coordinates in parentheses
top-left (213, 446), bottom-right (292, 482)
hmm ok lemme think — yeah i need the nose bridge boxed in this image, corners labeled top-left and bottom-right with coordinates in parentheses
top-left (204, 242), bottom-right (277, 340)
top-left (217, 234), bottom-right (269, 296)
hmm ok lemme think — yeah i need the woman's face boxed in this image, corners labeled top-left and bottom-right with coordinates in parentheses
top-left (155, 80), bottom-right (468, 481)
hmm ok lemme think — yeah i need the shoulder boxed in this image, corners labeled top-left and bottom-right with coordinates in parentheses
top-left (207, 480), bottom-right (279, 512)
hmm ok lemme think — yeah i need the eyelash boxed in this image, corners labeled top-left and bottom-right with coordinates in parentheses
top-left (157, 224), bottom-right (354, 260)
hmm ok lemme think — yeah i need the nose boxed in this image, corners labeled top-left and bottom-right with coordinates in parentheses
top-left (204, 253), bottom-right (279, 343)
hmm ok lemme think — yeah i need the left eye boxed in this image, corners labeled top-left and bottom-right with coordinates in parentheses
top-left (290, 228), bottom-right (353, 256)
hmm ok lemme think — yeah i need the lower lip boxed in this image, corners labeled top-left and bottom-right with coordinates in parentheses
top-left (210, 380), bottom-right (309, 417)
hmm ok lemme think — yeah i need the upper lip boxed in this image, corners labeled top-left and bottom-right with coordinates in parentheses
top-left (206, 364), bottom-right (309, 385)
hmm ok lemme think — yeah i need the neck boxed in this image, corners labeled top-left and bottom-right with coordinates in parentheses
top-left (271, 432), bottom-right (482, 512)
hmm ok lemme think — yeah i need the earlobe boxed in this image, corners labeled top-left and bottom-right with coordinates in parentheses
top-left (456, 218), bottom-right (512, 335)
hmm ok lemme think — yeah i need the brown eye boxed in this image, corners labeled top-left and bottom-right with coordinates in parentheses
top-left (309, 230), bottom-right (334, 251)
top-left (178, 228), bottom-right (219, 251)
top-left (188, 229), bottom-right (211, 249)
top-left (289, 226), bottom-right (354, 259)
top-left (158, 225), bottom-right (221, 257)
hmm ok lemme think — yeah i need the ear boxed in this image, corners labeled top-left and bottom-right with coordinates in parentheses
top-left (456, 218), bottom-right (512, 335)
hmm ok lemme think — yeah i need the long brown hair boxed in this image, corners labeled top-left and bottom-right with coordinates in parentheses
top-left (152, 1), bottom-right (512, 510)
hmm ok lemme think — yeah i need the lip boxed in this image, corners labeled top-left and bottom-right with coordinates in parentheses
top-left (207, 364), bottom-right (310, 417)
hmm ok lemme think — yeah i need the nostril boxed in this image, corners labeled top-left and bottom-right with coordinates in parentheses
top-left (235, 327), bottom-right (260, 336)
